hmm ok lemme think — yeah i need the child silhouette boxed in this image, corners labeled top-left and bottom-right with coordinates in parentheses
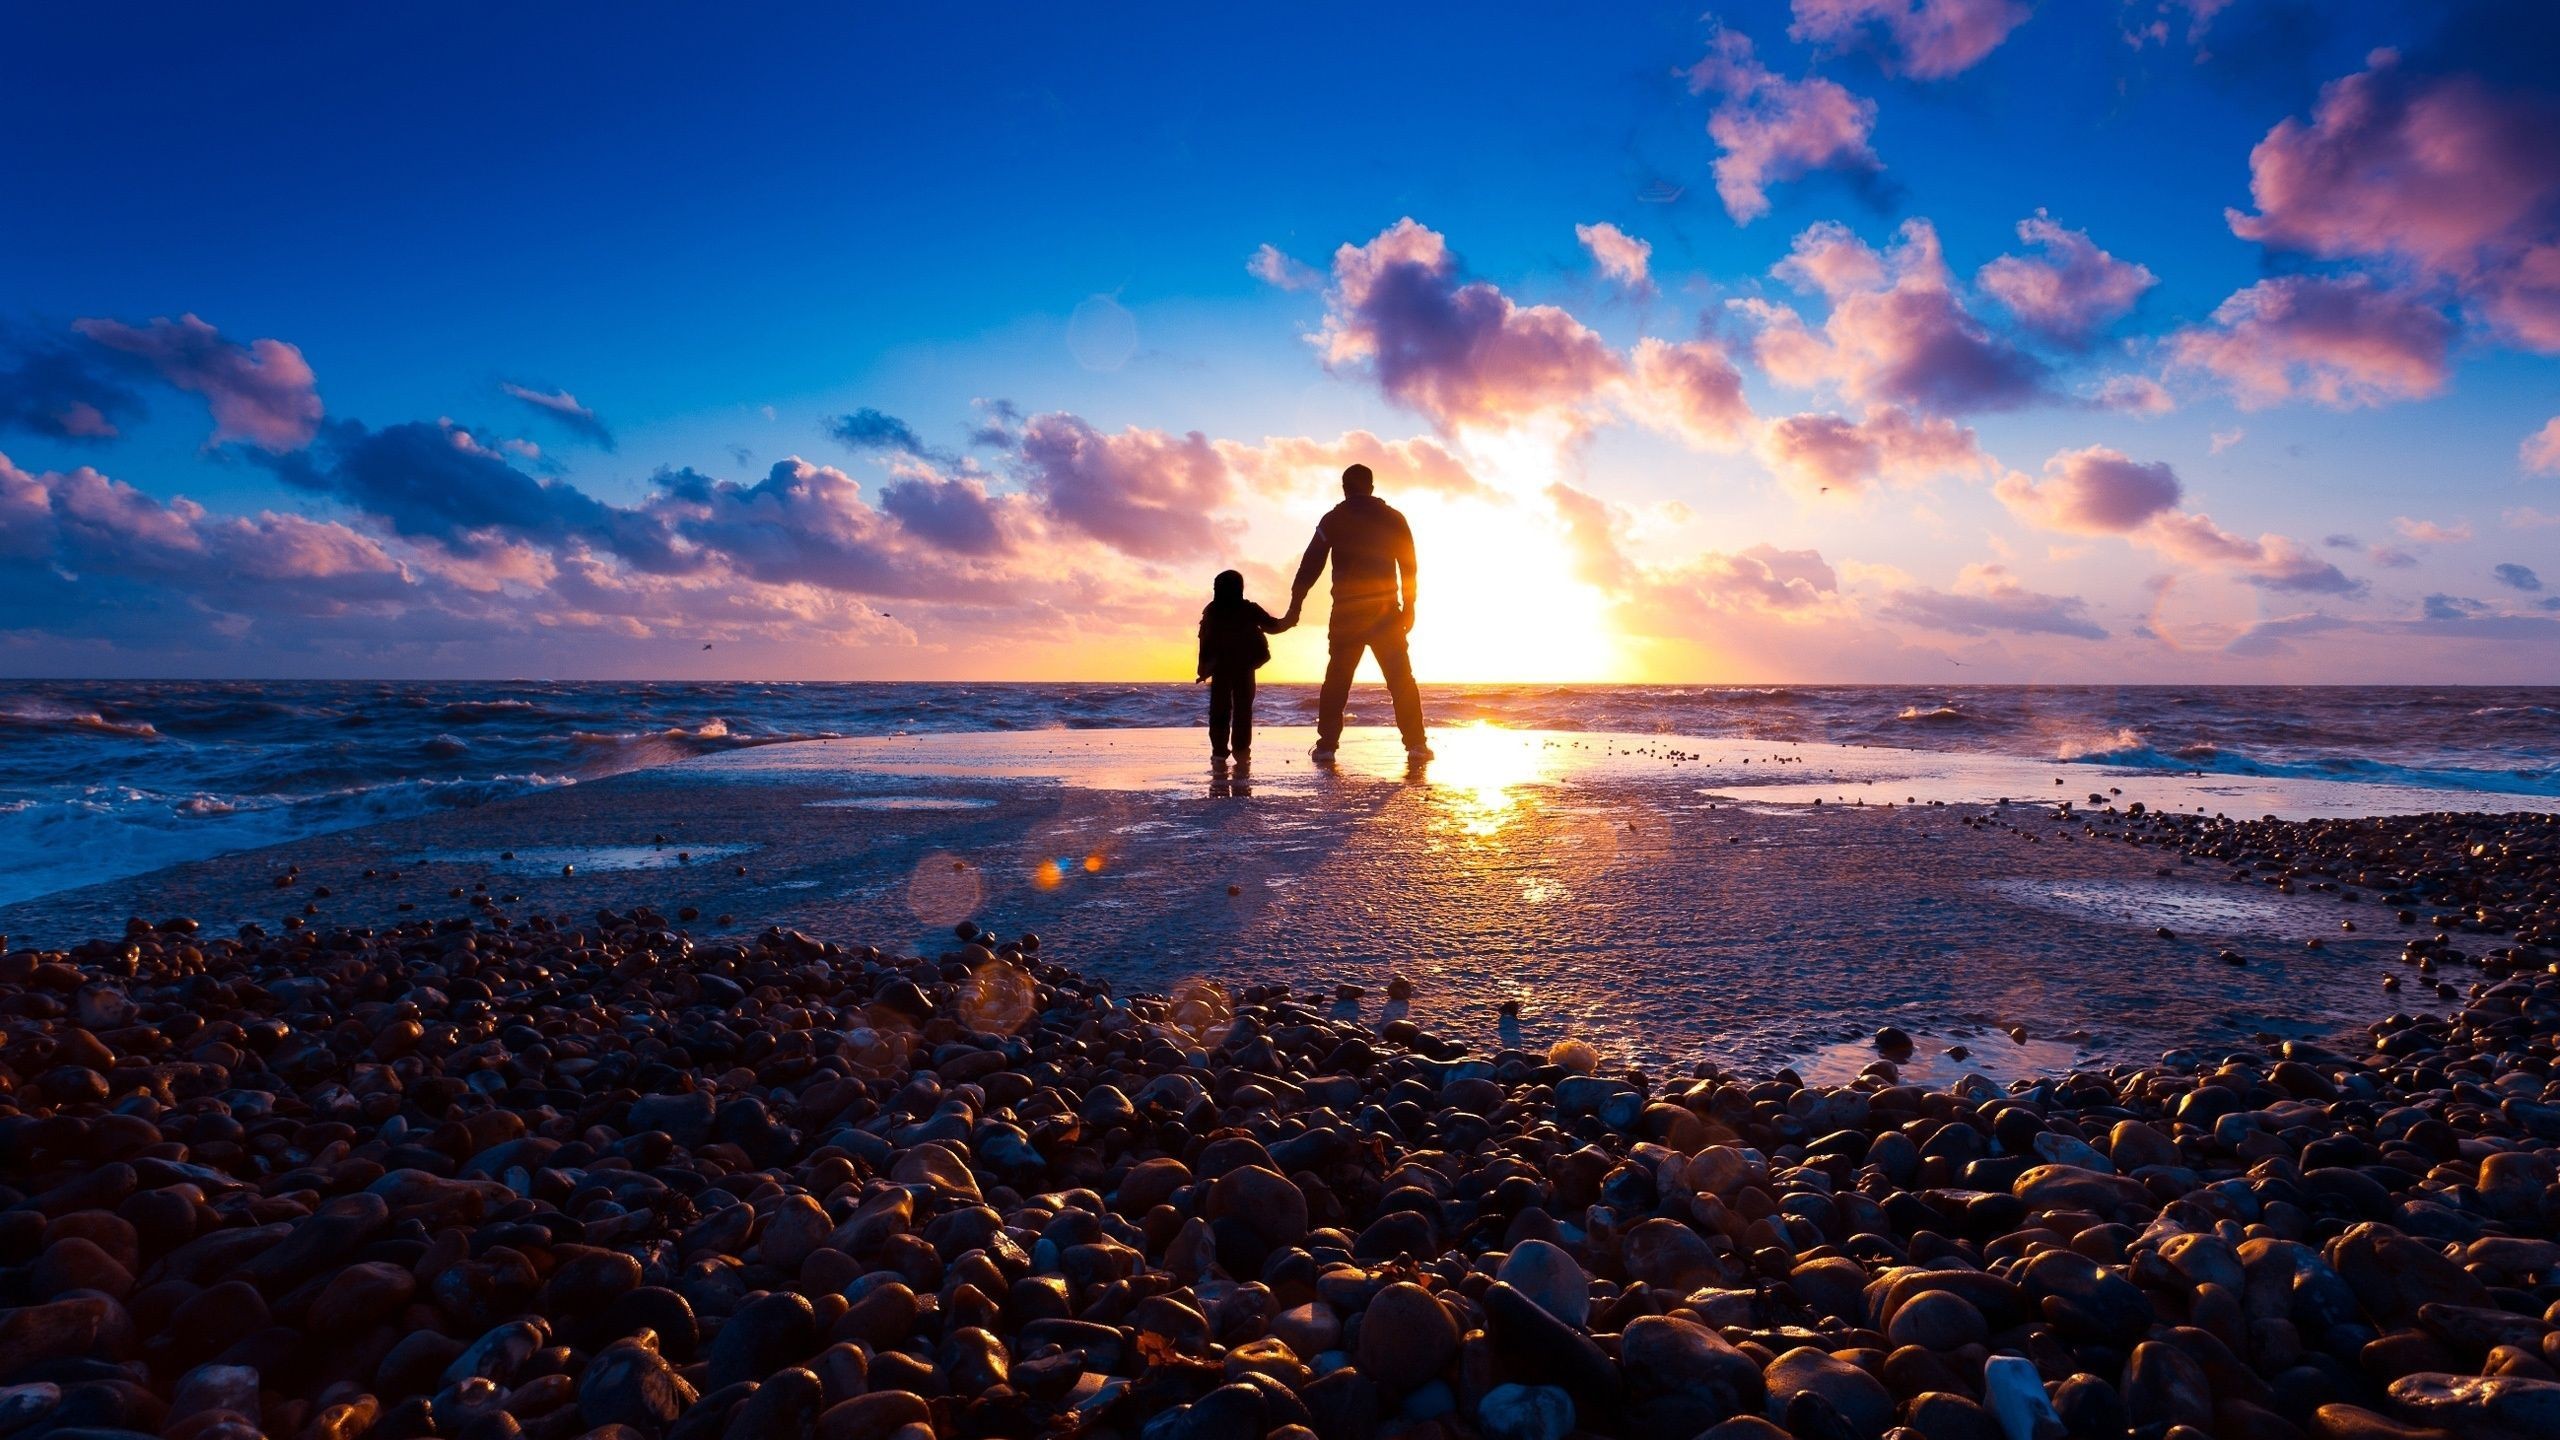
top-left (1196, 568), bottom-right (1292, 768)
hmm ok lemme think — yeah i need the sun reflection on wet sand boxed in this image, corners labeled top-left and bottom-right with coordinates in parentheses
top-left (1420, 721), bottom-right (1557, 837)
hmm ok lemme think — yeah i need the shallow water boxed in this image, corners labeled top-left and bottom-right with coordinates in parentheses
top-left (4, 679), bottom-right (2552, 907)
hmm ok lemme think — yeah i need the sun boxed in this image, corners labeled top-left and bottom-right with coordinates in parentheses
top-left (1398, 490), bottom-right (1625, 683)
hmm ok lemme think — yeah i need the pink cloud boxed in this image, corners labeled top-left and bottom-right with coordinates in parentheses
top-left (1885, 563), bottom-right (2107, 639)
top-left (2392, 515), bottom-right (2472, 544)
top-left (1761, 404), bottom-right (1990, 496)
top-left (1976, 212), bottom-right (2158, 344)
top-left (72, 314), bottom-right (322, 450)
top-left (1684, 29), bottom-right (1883, 224)
top-left (1789, 0), bottom-right (2032, 80)
top-left (1749, 219), bottom-right (2046, 413)
top-left (2168, 274), bottom-right (2451, 409)
top-left (1014, 414), bottom-right (1236, 559)
top-left (1552, 479), bottom-right (1843, 625)
top-left (2523, 417), bottom-right (2560, 475)
top-left (2093, 375), bottom-right (2174, 415)
top-left (2229, 51), bottom-right (2560, 350)
top-left (1574, 223), bottom-right (1654, 291)
top-left (1247, 244), bottom-right (1321, 292)
top-left (1625, 338), bottom-right (1752, 450)
top-left (1220, 431), bottom-right (1484, 499)
top-left (1317, 218), bottom-right (1624, 433)
top-left (1995, 445), bottom-right (2184, 534)
top-left (2143, 510), bottom-right (2363, 593)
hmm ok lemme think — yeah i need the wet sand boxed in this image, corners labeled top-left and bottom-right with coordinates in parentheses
top-left (8, 725), bottom-right (2534, 1079)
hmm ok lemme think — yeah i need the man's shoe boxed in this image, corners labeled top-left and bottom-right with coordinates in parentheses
top-left (1406, 742), bottom-right (1434, 763)
top-left (1309, 742), bottom-right (1338, 764)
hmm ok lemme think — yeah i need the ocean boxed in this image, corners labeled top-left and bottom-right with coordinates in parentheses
top-left (2, 680), bottom-right (2554, 909)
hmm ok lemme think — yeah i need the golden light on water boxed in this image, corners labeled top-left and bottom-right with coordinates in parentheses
top-left (1425, 721), bottom-right (1558, 837)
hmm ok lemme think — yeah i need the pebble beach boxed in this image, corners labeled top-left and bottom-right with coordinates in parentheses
top-left (6, 791), bottom-right (2560, 1440)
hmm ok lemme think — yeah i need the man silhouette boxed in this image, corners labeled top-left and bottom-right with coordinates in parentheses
top-left (1285, 463), bottom-right (1429, 763)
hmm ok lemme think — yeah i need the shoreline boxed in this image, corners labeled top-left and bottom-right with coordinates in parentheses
top-left (4, 797), bottom-right (2557, 1440)
top-left (6, 727), bottom-right (2543, 1081)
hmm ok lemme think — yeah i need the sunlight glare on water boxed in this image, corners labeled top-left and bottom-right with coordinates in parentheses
top-left (1424, 721), bottom-right (1557, 838)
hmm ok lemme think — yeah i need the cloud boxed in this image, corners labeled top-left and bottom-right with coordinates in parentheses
top-left (878, 473), bottom-right (1009, 555)
top-left (1219, 431), bottom-right (1485, 500)
top-left (651, 457), bottom-right (1004, 597)
top-left (1748, 219), bottom-right (2047, 413)
top-left (2524, 417), bottom-right (2560, 475)
top-left (1574, 223), bottom-right (1654, 291)
top-left (0, 450), bottom-right (420, 635)
top-left (1789, 0), bottom-right (2032, 79)
top-left (270, 419), bottom-right (694, 574)
top-left (1684, 27), bottom-right (1883, 224)
top-left (2493, 562), bottom-right (2543, 591)
top-left (1247, 244), bottom-right (1322, 292)
top-left (2210, 427), bottom-right (2245, 454)
top-left (2369, 546), bottom-right (2418, 569)
top-left (2228, 48), bottom-right (2560, 350)
top-left (1995, 445), bottom-right (2184, 534)
top-left (1625, 338), bottom-right (1752, 450)
top-left (0, 327), bottom-right (148, 442)
top-left (1760, 404), bottom-right (1990, 496)
top-left (1316, 218), bottom-right (1624, 434)
top-left (1013, 413), bottom-right (1236, 559)
top-left (2394, 515), bottom-right (2473, 544)
top-left (1549, 480), bottom-right (1843, 628)
top-left (501, 383), bottom-right (614, 450)
top-left (71, 314), bottom-right (321, 450)
top-left (2143, 509), bottom-right (2364, 593)
top-left (2167, 274), bottom-right (2451, 409)
top-left (827, 407), bottom-right (939, 459)
top-left (2421, 593), bottom-right (2487, 622)
top-left (1976, 212), bottom-right (2158, 344)
top-left (2093, 375), bottom-right (2174, 415)
top-left (1884, 563), bottom-right (2107, 638)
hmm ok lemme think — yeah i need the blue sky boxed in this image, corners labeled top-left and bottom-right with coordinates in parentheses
top-left (4, 1), bottom-right (2556, 680)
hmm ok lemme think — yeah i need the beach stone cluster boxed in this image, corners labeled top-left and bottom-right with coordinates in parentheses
top-left (1, 826), bottom-right (2557, 1440)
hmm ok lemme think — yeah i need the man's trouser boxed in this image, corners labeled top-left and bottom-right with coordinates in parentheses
top-left (1315, 606), bottom-right (1424, 749)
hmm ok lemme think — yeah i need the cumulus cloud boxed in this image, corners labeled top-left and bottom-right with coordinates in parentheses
top-left (1748, 219), bottom-right (2047, 413)
top-left (2394, 515), bottom-right (2473, 544)
top-left (1316, 218), bottom-right (1624, 434)
top-left (0, 327), bottom-right (148, 442)
top-left (271, 420), bottom-right (693, 574)
top-left (1789, 0), bottom-right (2032, 79)
top-left (1548, 480), bottom-right (1844, 629)
top-left (2168, 274), bottom-right (2451, 409)
top-left (878, 473), bottom-right (1009, 555)
top-left (2524, 417), bottom-right (2560, 475)
top-left (1884, 563), bottom-right (2107, 638)
top-left (827, 407), bottom-right (940, 460)
top-left (1684, 28), bottom-right (1883, 224)
top-left (1247, 244), bottom-right (1322, 292)
top-left (1218, 431), bottom-right (1484, 500)
top-left (1994, 446), bottom-right (2184, 534)
top-left (2093, 375), bottom-right (2175, 415)
top-left (71, 314), bottom-right (321, 450)
top-left (1624, 338), bottom-right (1752, 450)
top-left (1991, 444), bottom-right (2360, 596)
top-left (1574, 223), bottom-right (1654, 291)
top-left (1013, 413), bottom-right (1236, 559)
top-left (1760, 404), bottom-right (1990, 496)
top-left (2228, 48), bottom-right (2560, 349)
top-left (1976, 212), bottom-right (2158, 344)
top-left (2144, 510), bottom-right (2364, 593)
top-left (2493, 562), bottom-right (2543, 591)
top-left (501, 383), bottom-right (614, 449)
